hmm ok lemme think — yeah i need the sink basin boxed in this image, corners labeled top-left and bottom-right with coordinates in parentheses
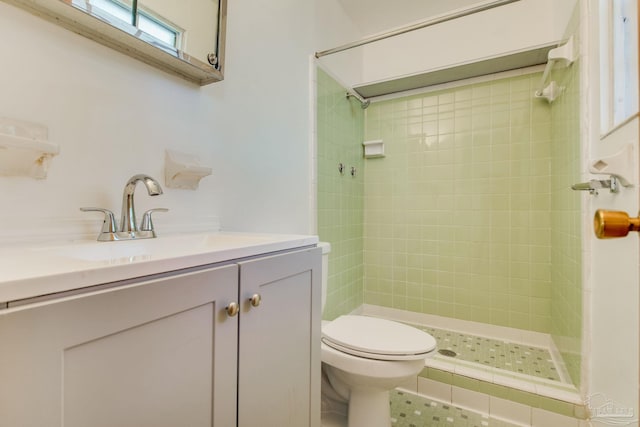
top-left (39, 239), bottom-right (153, 263)
top-left (31, 232), bottom-right (314, 263)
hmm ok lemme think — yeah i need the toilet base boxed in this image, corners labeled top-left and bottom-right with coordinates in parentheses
top-left (321, 411), bottom-right (347, 427)
top-left (348, 388), bottom-right (391, 427)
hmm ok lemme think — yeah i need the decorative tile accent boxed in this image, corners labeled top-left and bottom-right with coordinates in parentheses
top-left (403, 318), bottom-right (586, 420)
top-left (390, 390), bottom-right (518, 427)
top-left (417, 325), bottom-right (561, 382)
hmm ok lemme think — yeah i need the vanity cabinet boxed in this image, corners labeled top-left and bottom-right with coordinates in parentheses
top-left (0, 246), bottom-right (321, 427)
top-left (238, 248), bottom-right (321, 427)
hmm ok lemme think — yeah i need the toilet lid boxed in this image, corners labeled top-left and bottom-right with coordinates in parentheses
top-left (322, 315), bottom-right (437, 361)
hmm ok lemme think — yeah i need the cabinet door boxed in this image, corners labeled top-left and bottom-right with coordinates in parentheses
top-left (238, 247), bottom-right (321, 427)
top-left (0, 265), bottom-right (239, 427)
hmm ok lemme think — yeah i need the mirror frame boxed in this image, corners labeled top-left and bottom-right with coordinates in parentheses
top-left (2, 0), bottom-right (226, 85)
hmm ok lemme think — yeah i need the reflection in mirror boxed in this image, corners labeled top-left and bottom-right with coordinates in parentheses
top-left (3, 0), bottom-right (226, 85)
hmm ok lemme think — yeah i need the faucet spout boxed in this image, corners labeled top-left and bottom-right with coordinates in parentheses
top-left (120, 174), bottom-right (163, 233)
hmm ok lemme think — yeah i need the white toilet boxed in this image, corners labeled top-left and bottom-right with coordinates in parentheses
top-left (319, 242), bottom-right (437, 427)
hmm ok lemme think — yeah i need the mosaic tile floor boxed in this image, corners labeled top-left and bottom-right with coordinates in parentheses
top-left (410, 324), bottom-right (562, 382)
top-left (391, 390), bottom-right (518, 427)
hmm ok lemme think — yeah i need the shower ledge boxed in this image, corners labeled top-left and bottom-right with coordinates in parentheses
top-left (353, 42), bottom-right (559, 98)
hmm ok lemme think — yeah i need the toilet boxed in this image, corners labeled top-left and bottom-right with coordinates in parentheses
top-left (319, 242), bottom-right (437, 427)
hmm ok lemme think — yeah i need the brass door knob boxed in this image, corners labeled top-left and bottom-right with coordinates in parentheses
top-left (594, 209), bottom-right (640, 239)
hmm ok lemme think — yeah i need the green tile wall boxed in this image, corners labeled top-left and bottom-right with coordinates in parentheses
top-left (549, 9), bottom-right (583, 387)
top-left (363, 74), bottom-right (554, 333)
top-left (317, 68), bottom-right (365, 320)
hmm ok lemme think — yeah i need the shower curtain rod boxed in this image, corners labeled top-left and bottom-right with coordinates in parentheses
top-left (315, 0), bottom-right (521, 58)
top-left (346, 89), bottom-right (370, 108)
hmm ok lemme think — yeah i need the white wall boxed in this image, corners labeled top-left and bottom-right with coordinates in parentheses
top-left (313, 0), bottom-right (365, 91)
top-left (343, 0), bottom-right (578, 87)
top-left (0, 0), bottom-right (357, 240)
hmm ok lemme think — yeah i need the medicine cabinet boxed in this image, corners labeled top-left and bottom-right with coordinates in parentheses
top-left (1, 0), bottom-right (227, 85)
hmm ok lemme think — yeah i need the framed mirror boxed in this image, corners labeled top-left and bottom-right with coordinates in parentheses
top-left (2, 0), bottom-right (226, 85)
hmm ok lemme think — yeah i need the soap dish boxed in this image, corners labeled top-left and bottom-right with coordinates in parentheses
top-left (363, 139), bottom-right (384, 158)
top-left (0, 118), bottom-right (59, 179)
top-left (164, 149), bottom-right (212, 190)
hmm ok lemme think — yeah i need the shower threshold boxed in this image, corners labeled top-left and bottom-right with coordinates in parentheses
top-left (357, 304), bottom-right (582, 407)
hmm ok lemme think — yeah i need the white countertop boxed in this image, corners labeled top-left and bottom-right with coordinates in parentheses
top-left (0, 231), bottom-right (318, 304)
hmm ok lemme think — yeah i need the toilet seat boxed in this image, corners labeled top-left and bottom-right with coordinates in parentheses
top-left (321, 315), bottom-right (437, 361)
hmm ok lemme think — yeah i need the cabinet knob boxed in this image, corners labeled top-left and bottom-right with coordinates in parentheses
top-left (594, 209), bottom-right (640, 239)
top-left (226, 302), bottom-right (239, 317)
top-left (249, 294), bottom-right (262, 307)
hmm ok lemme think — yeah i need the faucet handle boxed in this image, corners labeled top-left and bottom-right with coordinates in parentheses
top-left (80, 207), bottom-right (118, 233)
top-left (141, 208), bottom-right (169, 232)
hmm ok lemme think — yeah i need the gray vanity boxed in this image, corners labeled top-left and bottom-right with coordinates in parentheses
top-left (0, 232), bottom-right (321, 427)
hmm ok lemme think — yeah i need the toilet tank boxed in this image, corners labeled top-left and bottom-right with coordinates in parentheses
top-left (317, 242), bottom-right (331, 314)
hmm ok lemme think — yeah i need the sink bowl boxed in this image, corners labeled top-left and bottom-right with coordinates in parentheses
top-left (31, 232), bottom-right (315, 263)
top-left (41, 239), bottom-right (153, 262)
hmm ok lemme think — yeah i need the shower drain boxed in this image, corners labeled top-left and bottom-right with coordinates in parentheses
top-left (437, 349), bottom-right (457, 357)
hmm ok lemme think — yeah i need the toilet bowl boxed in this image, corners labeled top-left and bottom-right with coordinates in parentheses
top-left (322, 315), bottom-right (437, 427)
top-left (318, 243), bottom-right (437, 427)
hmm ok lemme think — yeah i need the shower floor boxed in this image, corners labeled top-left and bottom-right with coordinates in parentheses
top-left (414, 325), bottom-right (561, 382)
top-left (359, 304), bottom-right (582, 409)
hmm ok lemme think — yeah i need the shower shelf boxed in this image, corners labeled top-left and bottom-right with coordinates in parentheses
top-left (353, 42), bottom-right (559, 98)
top-left (363, 139), bottom-right (385, 158)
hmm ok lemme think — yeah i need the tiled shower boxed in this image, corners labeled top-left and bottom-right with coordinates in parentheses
top-left (316, 48), bottom-right (582, 390)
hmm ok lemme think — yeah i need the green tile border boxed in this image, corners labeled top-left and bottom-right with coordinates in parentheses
top-left (420, 367), bottom-right (588, 420)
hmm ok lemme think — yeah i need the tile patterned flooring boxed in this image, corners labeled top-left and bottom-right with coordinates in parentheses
top-left (412, 325), bottom-right (562, 382)
top-left (390, 390), bottom-right (518, 427)
top-left (324, 318), bottom-right (571, 427)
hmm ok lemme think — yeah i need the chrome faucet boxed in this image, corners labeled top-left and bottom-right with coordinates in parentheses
top-left (121, 174), bottom-right (163, 233)
top-left (81, 174), bottom-right (168, 241)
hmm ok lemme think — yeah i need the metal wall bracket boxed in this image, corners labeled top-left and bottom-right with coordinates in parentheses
top-left (571, 176), bottom-right (619, 195)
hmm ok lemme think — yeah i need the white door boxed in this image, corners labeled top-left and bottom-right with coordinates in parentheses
top-left (587, 0), bottom-right (639, 424)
